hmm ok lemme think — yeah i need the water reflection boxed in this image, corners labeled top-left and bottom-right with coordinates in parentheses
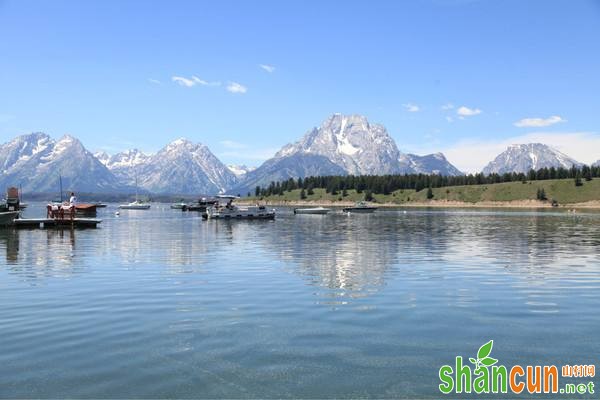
top-left (0, 228), bottom-right (78, 280)
top-left (251, 213), bottom-right (404, 302)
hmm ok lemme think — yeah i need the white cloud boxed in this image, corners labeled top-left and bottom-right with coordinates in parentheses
top-left (445, 116), bottom-right (454, 123)
top-left (259, 64), bottom-right (275, 73)
top-left (148, 78), bottom-right (161, 85)
top-left (439, 131), bottom-right (600, 173)
top-left (172, 75), bottom-right (220, 87)
top-left (226, 82), bottom-right (247, 94)
top-left (456, 106), bottom-right (482, 117)
top-left (514, 115), bottom-right (566, 128)
top-left (441, 103), bottom-right (454, 110)
top-left (402, 103), bottom-right (420, 112)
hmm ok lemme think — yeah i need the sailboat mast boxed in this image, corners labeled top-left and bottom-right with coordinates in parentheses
top-left (59, 175), bottom-right (63, 202)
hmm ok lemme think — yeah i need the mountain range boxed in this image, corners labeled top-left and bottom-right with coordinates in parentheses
top-left (482, 143), bottom-right (584, 175)
top-left (0, 114), bottom-right (595, 195)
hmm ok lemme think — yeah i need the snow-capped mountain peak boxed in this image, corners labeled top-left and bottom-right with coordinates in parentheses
top-left (227, 164), bottom-right (256, 177)
top-left (274, 113), bottom-right (402, 175)
top-left (482, 143), bottom-right (583, 175)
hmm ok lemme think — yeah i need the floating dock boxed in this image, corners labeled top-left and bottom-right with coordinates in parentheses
top-left (14, 218), bottom-right (102, 229)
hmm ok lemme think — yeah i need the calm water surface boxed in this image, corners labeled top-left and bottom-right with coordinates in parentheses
top-left (1, 204), bottom-right (599, 398)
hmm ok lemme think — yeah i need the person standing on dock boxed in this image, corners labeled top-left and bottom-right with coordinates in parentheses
top-left (69, 192), bottom-right (78, 206)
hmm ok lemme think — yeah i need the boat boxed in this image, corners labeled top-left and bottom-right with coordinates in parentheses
top-left (202, 195), bottom-right (275, 220)
top-left (0, 211), bottom-right (19, 226)
top-left (119, 200), bottom-right (151, 210)
top-left (0, 187), bottom-right (25, 213)
top-left (183, 197), bottom-right (218, 212)
top-left (342, 201), bottom-right (378, 213)
top-left (293, 206), bottom-right (331, 215)
top-left (170, 201), bottom-right (187, 210)
top-left (93, 202), bottom-right (108, 208)
top-left (119, 171), bottom-right (150, 210)
top-left (75, 203), bottom-right (98, 215)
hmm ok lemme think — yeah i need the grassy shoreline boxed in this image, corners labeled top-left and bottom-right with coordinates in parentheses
top-left (240, 178), bottom-right (600, 209)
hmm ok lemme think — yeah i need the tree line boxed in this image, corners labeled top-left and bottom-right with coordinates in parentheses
top-left (252, 165), bottom-right (600, 197)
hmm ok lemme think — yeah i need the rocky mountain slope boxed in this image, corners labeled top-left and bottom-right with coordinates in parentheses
top-left (482, 143), bottom-right (583, 175)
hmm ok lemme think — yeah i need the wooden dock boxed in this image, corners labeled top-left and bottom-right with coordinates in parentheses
top-left (14, 218), bottom-right (102, 229)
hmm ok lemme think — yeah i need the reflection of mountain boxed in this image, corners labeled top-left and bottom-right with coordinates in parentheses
top-left (248, 213), bottom-right (406, 301)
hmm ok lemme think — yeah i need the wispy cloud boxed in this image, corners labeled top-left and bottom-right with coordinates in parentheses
top-left (402, 103), bottom-right (420, 112)
top-left (439, 131), bottom-right (600, 173)
top-left (514, 115), bottom-right (566, 128)
top-left (441, 103), bottom-right (454, 110)
top-left (456, 106), bottom-right (482, 117)
top-left (259, 64), bottom-right (275, 73)
top-left (148, 78), bottom-right (161, 85)
top-left (226, 82), bottom-right (247, 94)
top-left (172, 75), bottom-right (220, 88)
top-left (220, 140), bottom-right (247, 149)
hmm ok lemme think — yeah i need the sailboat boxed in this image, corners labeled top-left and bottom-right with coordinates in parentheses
top-left (119, 172), bottom-right (151, 210)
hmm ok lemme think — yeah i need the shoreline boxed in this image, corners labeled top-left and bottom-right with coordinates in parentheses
top-left (238, 199), bottom-right (600, 209)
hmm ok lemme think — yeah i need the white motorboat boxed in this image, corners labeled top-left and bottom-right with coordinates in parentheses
top-left (293, 206), bottom-right (331, 215)
top-left (342, 201), bottom-right (378, 213)
top-left (0, 211), bottom-right (19, 226)
top-left (119, 200), bottom-right (151, 210)
top-left (203, 195), bottom-right (275, 220)
top-left (170, 201), bottom-right (187, 210)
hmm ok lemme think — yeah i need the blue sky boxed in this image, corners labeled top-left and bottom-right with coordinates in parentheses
top-left (1, 0), bottom-right (599, 172)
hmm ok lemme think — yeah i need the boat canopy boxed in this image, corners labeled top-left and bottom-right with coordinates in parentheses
top-left (215, 195), bottom-right (240, 199)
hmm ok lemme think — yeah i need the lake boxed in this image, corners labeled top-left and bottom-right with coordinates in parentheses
top-left (1, 204), bottom-right (599, 398)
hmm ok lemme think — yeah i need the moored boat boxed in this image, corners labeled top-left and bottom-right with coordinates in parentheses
top-left (183, 197), bottom-right (218, 212)
top-left (75, 203), bottom-right (98, 213)
top-left (170, 201), bottom-right (187, 209)
top-left (293, 206), bottom-right (331, 215)
top-left (119, 200), bottom-right (151, 210)
top-left (342, 201), bottom-right (378, 213)
top-left (0, 211), bottom-right (19, 226)
top-left (203, 195), bottom-right (275, 220)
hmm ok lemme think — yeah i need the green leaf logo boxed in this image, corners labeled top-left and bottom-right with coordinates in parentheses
top-left (478, 340), bottom-right (493, 359)
top-left (469, 340), bottom-right (498, 371)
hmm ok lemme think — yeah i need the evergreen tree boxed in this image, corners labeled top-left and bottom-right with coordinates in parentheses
top-left (300, 188), bottom-right (307, 200)
top-left (575, 173), bottom-right (583, 187)
top-left (426, 187), bottom-right (434, 199)
top-left (364, 190), bottom-right (373, 202)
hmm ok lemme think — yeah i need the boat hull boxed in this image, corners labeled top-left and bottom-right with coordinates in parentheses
top-left (294, 207), bottom-right (331, 215)
top-left (119, 204), bottom-right (151, 210)
top-left (202, 212), bottom-right (275, 220)
top-left (0, 211), bottom-right (19, 226)
top-left (342, 207), bottom-right (377, 213)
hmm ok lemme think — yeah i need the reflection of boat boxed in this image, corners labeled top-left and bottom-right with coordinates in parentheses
top-left (0, 211), bottom-right (19, 226)
top-left (203, 195), bottom-right (275, 220)
top-left (119, 200), bottom-right (151, 210)
top-left (342, 201), bottom-right (378, 213)
top-left (294, 207), bottom-right (331, 215)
